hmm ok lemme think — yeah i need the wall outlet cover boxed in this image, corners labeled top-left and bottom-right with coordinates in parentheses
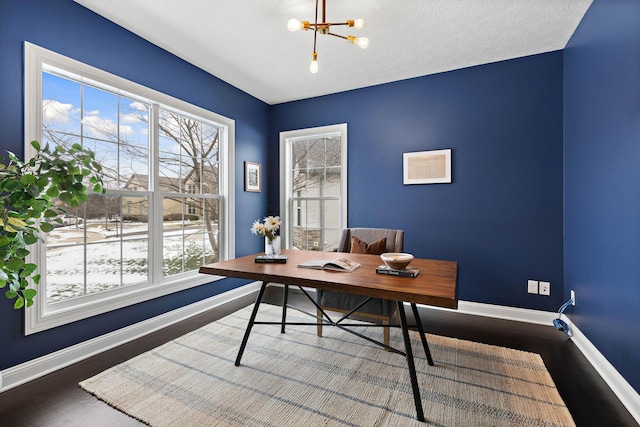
top-left (527, 280), bottom-right (539, 294)
top-left (540, 281), bottom-right (550, 295)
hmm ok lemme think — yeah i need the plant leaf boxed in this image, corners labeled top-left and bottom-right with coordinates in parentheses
top-left (39, 222), bottom-right (55, 233)
top-left (22, 288), bottom-right (37, 299)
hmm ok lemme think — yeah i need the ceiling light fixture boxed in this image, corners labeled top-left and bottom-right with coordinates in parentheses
top-left (287, 0), bottom-right (369, 74)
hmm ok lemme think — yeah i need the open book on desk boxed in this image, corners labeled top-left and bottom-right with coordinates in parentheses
top-left (297, 257), bottom-right (361, 272)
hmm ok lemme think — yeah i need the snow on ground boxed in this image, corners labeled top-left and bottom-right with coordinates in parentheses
top-left (45, 221), bottom-right (216, 302)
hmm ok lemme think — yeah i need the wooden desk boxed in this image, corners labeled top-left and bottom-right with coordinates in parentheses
top-left (199, 249), bottom-right (458, 422)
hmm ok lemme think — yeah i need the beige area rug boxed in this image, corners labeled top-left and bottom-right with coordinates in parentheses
top-left (80, 303), bottom-right (575, 427)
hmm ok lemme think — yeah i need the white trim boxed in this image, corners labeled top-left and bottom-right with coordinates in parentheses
top-left (1, 282), bottom-right (261, 393)
top-left (23, 42), bottom-right (236, 333)
top-left (25, 274), bottom-right (225, 335)
top-left (279, 123), bottom-right (348, 250)
top-left (562, 315), bottom-right (640, 425)
top-left (418, 300), bottom-right (640, 424)
top-left (424, 300), bottom-right (558, 326)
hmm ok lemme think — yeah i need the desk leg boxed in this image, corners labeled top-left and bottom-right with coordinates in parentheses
top-left (410, 303), bottom-right (434, 366)
top-left (397, 301), bottom-right (426, 422)
top-left (281, 284), bottom-right (289, 334)
top-left (235, 281), bottom-right (268, 366)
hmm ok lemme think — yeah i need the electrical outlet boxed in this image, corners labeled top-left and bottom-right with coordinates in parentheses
top-left (527, 280), bottom-right (539, 294)
top-left (539, 281), bottom-right (550, 296)
top-left (571, 290), bottom-right (576, 306)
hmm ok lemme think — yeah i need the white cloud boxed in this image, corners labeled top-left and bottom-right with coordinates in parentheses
top-left (43, 100), bottom-right (144, 143)
top-left (43, 99), bottom-right (77, 124)
top-left (129, 101), bottom-right (148, 111)
top-left (81, 115), bottom-right (134, 139)
top-left (122, 112), bottom-right (146, 124)
top-left (123, 101), bottom-right (148, 125)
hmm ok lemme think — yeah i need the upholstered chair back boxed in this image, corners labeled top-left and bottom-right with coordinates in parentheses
top-left (338, 228), bottom-right (404, 253)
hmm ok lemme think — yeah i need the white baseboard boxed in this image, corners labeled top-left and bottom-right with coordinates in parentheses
top-left (419, 300), bottom-right (640, 425)
top-left (423, 300), bottom-right (558, 326)
top-left (0, 282), bottom-right (261, 393)
top-left (561, 315), bottom-right (640, 425)
top-left (2, 287), bottom-right (638, 425)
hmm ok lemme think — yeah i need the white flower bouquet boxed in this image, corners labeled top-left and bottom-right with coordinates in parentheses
top-left (251, 215), bottom-right (281, 242)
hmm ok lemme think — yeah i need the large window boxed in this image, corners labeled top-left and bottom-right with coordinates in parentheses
top-left (24, 43), bottom-right (235, 333)
top-left (280, 124), bottom-right (347, 252)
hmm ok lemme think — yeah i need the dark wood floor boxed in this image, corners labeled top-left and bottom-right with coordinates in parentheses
top-left (0, 286), bottom-right (637, 427)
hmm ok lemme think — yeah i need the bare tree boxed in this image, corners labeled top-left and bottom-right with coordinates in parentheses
top-left (42, 99), bottom-right (222, 261)
top-left (157, 111), bottom-right (220, 259)
top-left (291, 136), bottom-right (341, 194)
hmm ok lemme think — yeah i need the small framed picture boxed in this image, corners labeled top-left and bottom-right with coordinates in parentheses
top-left (244, 161), bottom-right (261, 192)
top-left (403, 149), bottom-right (452, 185)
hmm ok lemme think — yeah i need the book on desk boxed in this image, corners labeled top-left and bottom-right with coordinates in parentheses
top-left (254, 255), bottom-right (288, 263)
top-left (297, 257), bottom-right (361, 272)
top-left (376, 265), bottom-right (419, 277)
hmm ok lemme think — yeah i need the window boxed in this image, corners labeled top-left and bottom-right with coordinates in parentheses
top-left (24, 43), bottom-right (235, 333)
top-left (280, 124), bottom-right (347, 252)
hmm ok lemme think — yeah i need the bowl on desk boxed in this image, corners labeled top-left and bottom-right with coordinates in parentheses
top-left (380, 253), bottom-right (414, 270)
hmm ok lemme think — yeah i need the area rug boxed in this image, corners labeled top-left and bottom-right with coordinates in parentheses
top-left (80, 303), bottom-right (575, 427)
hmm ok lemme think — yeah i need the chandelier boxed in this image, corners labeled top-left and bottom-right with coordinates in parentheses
top-left (287, 0), bottom-right (369, 74)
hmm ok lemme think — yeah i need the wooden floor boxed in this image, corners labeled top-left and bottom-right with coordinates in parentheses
top-left (0, 286), bottom-right (637, 427)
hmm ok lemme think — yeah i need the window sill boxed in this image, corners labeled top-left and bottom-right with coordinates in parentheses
top-left (24, 273), bottom-right (225, 335)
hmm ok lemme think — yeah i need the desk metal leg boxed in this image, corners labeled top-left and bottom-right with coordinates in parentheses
top-left (410, 303), bottom-right (434, 366)
top-left (397, 301), bottom-right (426, 422)
top-left (281, 284), bottom-right (289, 334)
top-left (235, 281), bottom-right (268, 366)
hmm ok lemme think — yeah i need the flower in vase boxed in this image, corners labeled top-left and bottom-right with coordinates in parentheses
top-left (251, 216), bottom-right (281, 241)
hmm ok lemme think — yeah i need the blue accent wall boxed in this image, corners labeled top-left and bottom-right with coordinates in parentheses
top-left (270, 53), bottom-right (565, 312)
top-left (564, 0), bottom-right (640, 393)
top-left (0, 0), bottom-right (268, 369)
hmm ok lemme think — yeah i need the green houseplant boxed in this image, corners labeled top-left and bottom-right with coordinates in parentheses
top-left (0, 141), bottom-right (104, 309)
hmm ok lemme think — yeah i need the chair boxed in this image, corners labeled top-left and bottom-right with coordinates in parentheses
top-left (316, 228), bottom-right (404, 346)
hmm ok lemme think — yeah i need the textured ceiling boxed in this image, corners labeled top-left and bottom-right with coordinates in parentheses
top-left (73, 0), bottom-right (592, 105)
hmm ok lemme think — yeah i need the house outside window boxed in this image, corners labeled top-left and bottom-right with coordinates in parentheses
top-left (24, 43), bottom-right (235, 333)
top-left (280, 124), bottom-right (347, 252)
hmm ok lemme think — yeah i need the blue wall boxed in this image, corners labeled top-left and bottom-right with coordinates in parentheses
top-left (3, 0), bottom-right (636, 398)
top-left (564, 0), bottom-right (640, 393)
top-left (270, 53), bottom-right (565, 312)
top-left (0, 0), bottom-right (269, 369)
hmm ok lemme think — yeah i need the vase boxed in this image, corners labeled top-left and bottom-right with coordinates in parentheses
top-left (265, 236), bottom-right (281, 257)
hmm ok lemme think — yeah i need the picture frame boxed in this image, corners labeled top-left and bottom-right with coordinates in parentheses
top-left (244, 161), bottom-right (261, 192)
top-left (403, 149), bottom-right (452, 185)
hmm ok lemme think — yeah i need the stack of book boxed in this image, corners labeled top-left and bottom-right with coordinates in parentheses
top-left (255, 255), bottom-right (288, 263)
top-left (375, 265), bottom-right (419, 277)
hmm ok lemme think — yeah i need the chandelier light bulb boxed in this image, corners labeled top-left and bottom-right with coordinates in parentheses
top-left (309, 52), bottom-right (319, 73)
top-left (287, 18), bottom-right (303, 32)
top-left (289, 1), bottom-right (369, 72)
top-left (348, 36), bottom-right (369, 49)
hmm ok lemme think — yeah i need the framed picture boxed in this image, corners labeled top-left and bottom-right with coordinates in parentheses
top-left (244, 161), bottom-right (261, 192)
top-left (403, 149), bottom-right (452, 185)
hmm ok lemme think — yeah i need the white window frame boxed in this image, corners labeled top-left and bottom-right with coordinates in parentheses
top-left (23, 42), bottom-right (235, 334)
top-left (279, 124), bottom-right (348, 250)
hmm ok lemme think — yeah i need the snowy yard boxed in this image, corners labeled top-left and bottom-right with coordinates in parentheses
top-left (45, 220), bottom-right (216, 302)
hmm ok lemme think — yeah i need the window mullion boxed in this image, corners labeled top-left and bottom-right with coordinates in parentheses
top-left (150, 104), bottom-right (162, 283)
